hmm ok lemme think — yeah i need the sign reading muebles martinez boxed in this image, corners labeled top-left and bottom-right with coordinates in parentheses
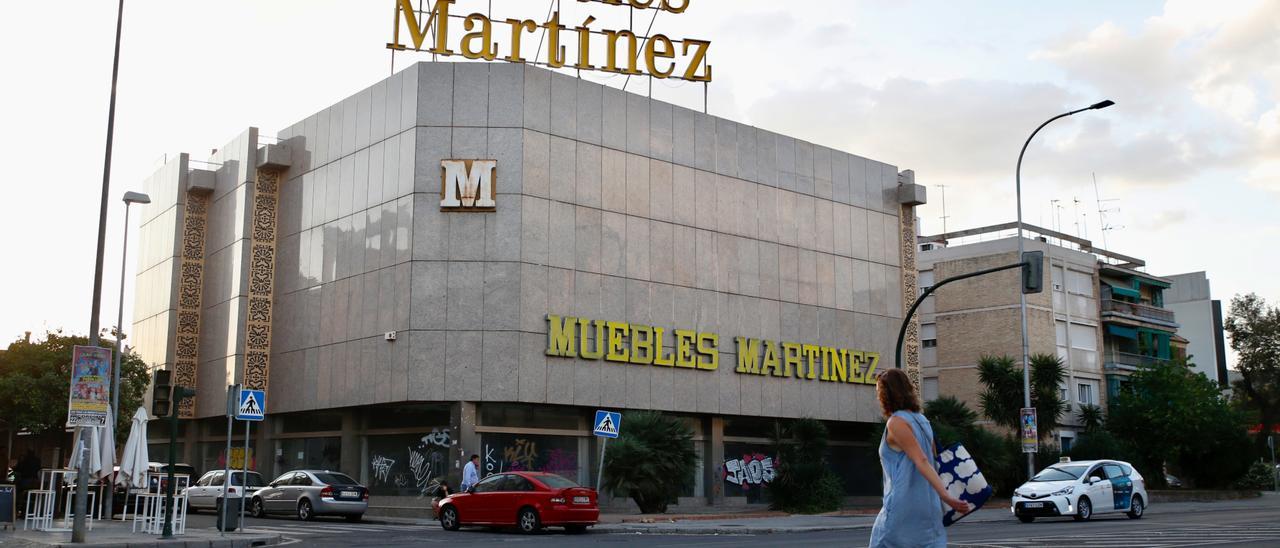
top-left (545, 315), bottom-right (879, 385)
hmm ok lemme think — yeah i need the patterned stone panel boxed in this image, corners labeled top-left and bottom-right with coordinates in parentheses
top-left (242, 168), bottom-right (282, 391)
top-left (174, 191), bottom-right (210, 418)
top-left (899, 203), bottom-right (921, 388)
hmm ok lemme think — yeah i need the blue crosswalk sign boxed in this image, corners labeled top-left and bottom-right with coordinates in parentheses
top-left (593, 410), bottom-right (621, 438)
top-left (237, 389), bottom-right (265, 421)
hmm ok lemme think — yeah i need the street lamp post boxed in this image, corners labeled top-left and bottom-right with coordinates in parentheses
top-left (75, 0), bottom-right (126, 542)
top-left (102, 191), bottom-right (150, 519)
top-left (1015, 100), bottom-right (1113, 479)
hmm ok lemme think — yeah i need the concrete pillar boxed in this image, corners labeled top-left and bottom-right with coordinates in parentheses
top-left (452, 402), bottom-right (479, 486)
top-left (182, 419), bottom-right (200, 468)
top-left (255, 415), bottom-right (272, 475)
top-left (706, 416), bottom-right (725, 505)
top-left (339, 409), bottom-right (360, 479)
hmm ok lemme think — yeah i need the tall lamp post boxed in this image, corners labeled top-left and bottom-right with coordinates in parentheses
top-left (102, 191), bottom-right (150, 518)
top-left (1015, 100), bottom-right (1113, 479)
top-left (75, 0), bottom-right (126, 542)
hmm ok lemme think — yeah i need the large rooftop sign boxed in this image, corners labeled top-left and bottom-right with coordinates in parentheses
top-left (387, 0), bottom-right (712, 82)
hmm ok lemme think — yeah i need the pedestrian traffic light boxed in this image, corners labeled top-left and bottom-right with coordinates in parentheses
top-left (152, 369), bottom-right (174, 417)
top-left (1022, 250), bottom-right (1044, 294)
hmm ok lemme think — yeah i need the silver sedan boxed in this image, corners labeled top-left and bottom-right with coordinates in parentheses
top-left (249, 470), bottom-right (368, 522)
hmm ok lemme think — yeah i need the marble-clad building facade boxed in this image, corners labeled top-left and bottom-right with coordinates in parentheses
top-left (133, 62), bottom-right (925, 508)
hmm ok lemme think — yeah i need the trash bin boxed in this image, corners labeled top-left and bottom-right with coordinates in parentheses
top-left (216, 497), bottom-right (242, 531)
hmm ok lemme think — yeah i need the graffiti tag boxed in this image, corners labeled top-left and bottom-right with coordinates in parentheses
top-left (371, 455), bottom-right (396, 484)
top-left (724, 453), bottom-right (776, 489)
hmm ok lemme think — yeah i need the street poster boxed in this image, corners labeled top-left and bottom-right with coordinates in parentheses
top-left (67, 345), bottom-right (112, 427)
top-left (1020, 407), bottom-right (1038, 453)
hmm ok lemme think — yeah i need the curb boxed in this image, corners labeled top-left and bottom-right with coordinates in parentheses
top-left (597, 524), bottom-right (873, 535)
top-left (2, 534), bottom-right (283, 548)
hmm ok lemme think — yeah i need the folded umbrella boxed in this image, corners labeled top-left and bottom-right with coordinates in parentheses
top-left (116, 407), bottom-right (150, 489)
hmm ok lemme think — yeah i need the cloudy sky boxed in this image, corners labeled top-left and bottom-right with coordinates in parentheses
top-left (2, 1), bottom-right (1277, 364)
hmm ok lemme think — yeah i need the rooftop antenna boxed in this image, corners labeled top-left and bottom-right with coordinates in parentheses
top-left (936, 184), bottom-right (949, 235)
top-left (1092, 172), bottom-right (1122, 250)
top-left (1050, 199), bottom-right (1062, 246)
top-left (1072, 197), bottom-right (1082, 239)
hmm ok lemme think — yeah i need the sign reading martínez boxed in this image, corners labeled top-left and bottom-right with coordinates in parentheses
top-left (545, 315), bottom-right (880, 386)
top-left (388, 0), bottom-right (712, 82)
top-left (440, 159), bottom-right (497, 210)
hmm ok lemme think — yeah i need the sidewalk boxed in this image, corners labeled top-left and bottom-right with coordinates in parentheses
top-left (0, 520), bottom-right (281, 548)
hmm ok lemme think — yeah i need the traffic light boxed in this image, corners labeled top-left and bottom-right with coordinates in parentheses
top-left (152, 369), bottom-right (174, 417)
top-left (1022, 250), bottom-right (1044, 294)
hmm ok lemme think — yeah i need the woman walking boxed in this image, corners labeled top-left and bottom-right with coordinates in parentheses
top-left (870, 369), bottom-right (972, 547)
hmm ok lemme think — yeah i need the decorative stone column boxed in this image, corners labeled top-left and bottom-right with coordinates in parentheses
top-left (896, 171), bottom-right (927, 388)
top-left (174, 191), bottom-right (211, 418)
top-left (242, 166), bottom-right (283, 391)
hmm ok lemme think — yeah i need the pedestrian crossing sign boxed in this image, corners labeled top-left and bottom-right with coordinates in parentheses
top-left (237, 388), bottom-right (265, 421)
top-left (593, 410), bottom-right (621, 438)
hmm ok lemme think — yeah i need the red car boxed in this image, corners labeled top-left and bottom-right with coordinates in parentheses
top-left (434, 472), bottom-right (599, 534)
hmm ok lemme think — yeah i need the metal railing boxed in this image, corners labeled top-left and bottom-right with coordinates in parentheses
top-left (1101, 298), bottom-right (1176, 323)
top-left (1105, 351), bottom-right (1171, 368)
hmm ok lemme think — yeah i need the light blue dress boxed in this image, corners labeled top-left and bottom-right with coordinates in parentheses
top-left (869, 410), bottom-right (945, 548)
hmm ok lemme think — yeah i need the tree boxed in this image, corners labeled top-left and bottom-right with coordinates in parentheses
top-left (767, 418), bottom-right (843, 514)
top-left (600, 411), bottom-right (698, 513)
top-left (925, 397), bottom-right (1020, 496)
top-left (1077, 404), bottom-right (1105, 434)
top-left (977, 353), bottom-right (1067, 439)
top-left (1107, 359), bottom-right (1251, 488)
top-left (0, 331), bottom-right (151, 443)
top-left (1224, 293), bottom-right (1280, 455)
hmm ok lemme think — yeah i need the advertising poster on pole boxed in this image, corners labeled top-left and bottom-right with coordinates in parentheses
top-left (1020, 407), bottom-right (1038, 453)
top-left (67, 345), bottom-right (112, 427)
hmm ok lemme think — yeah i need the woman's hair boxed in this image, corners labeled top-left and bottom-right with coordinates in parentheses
top-left (877, 368), bottom-right (921, 417)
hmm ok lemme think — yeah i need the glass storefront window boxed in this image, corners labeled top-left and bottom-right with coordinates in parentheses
top-left (479, 433), bottom-right (583, 483)
top-left (366, 403), bottom-right (450, 431)
top-left (199, 441), bottom-right (258, 476)
top-left (366, 431), bottom-right (452, 498)
top-left (280, 412), bottom-right (342, 433)
top-left (277, 437), bottom-right (341, 477)
top-left (722, 442), bottom-right (779, 503)
top-left (480, 404), bottom-right (581, 430)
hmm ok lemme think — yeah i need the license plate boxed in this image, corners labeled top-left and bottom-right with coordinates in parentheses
top-left (342, 490), bottom-right (359, 498)
top-left (1024, 502), bottom-right (1044, 508)
top-left (573, 496), bottom-right (590, 504)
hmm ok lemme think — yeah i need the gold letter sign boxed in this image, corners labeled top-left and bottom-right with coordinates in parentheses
top-left (389, 0), bottom-right (712, 82)
top-left (440, 159), bottom-right (497, 211)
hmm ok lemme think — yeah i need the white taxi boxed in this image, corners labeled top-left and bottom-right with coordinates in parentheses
top-left (1012, 459), bottom-right (1147, 522)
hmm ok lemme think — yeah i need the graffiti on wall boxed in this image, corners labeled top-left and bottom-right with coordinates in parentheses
top-left (368, 428), bottom-right (452, 498)
top-left (481, 434), bottom-right (580, 479)
top-left (724, 453), bottom-right (777, 489)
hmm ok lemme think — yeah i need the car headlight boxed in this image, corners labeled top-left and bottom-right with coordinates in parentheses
top-left (1013, 489), bottom-right (1028, 498)
top-left (1051, 486), bottom-right (1074, 496)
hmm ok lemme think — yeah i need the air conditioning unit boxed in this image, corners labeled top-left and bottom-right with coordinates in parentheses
top-left (385, 331), bottom-right (398, 341)
top-left (1053, 283), bottom-right (1063, 291)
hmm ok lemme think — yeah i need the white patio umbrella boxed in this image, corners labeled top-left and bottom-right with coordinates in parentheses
top-left (67, 425), bottom-right (105, 481)
top-left (116, 407), bottom-right (150, 489)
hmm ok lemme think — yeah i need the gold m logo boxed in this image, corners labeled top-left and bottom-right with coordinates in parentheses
top-left (440, 159), bottom-right (497, 210)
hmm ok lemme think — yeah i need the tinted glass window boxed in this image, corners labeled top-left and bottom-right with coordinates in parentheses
top-left (1103, 464), bottom-right (1126, 479)
top-left (1120, 463), bottom-right (1133, 476)
top-left (231, 472), bottom-right (266, 487)
top-left (209, 471), bottom-right (225, 486)
top-left (197, 472), bottom-right (215, 487)
top-left (292, 473), bottom-right (314, 486)
top-left (313, 472), bottom-right (357, 486)
top-left (270, 473), bottom-right (292, 486)
top-left (1031, 465), bottom-right (1087, 482)
top-left (506, 476), bottom-right (535, 491)
top-left (535, 474), bottom-right (579, 489)
top-left (1087, 467), bottom-right (1106, 480)
top-left (473, 474), bottom-right (506, 493)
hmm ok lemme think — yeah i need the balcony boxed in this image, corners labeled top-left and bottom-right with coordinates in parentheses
top-left (1101, 298), bottom-right (1177, 327)
top-left (1103, 351), bottom-right (1171, 372)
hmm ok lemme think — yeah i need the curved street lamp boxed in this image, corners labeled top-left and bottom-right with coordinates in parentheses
top-left (1015, 100), bottom-right (1114, 479)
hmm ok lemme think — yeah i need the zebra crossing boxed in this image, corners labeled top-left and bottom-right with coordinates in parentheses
top-left (950, 522), bottom-right (1280, 547)
top-left (242, 520), bottom-right (442, 542)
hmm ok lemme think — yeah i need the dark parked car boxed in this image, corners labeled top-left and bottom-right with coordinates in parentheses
top-left (250, 470), bottom-right (368, 521)
top-left (433, 472), bottom-right (598, 534)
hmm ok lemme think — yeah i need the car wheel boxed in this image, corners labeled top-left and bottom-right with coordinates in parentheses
top-left (517, 507), bottom-right (541, 534)
top-left (297, 499), bottom-right (315, 521)
top-left (440, 505), bottom-right (460, 531)
top-left (1017, 515), bottom-right (1035, 523)
top-left (250, 497), bottom-right (266, 518)
top-left (1127, 495), bottom-right (1144, 519)
top-left (565, 524), bottom-right (588, 534)
top-left (346, 514), bottom-right (363, 523)
top-left (1074, 497), bottom-right (1092, 521)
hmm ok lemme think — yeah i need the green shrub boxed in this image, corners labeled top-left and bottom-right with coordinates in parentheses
top-left (768, 418), bottom-right (844, 514)
top-left (1230, 461), bottom-right (1275, 491)
top-left (601, 411), bottom-right (698, 513)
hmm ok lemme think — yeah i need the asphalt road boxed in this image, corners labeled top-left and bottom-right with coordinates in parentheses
top-left (182, 496), bottom-right (1280, 547)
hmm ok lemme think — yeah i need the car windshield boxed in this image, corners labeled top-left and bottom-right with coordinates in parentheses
top-left (535, 474), bottom-right (579, 489)
top-left (230, 472), bottom-right (266, 487)
top-left (314, 472), bottom-right (358, 486)
top-left (1030, 465), bottom-right (1088, 482)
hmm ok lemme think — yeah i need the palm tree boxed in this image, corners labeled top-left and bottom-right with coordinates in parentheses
top-left (1077, 404), bottom-right (1105, 433)
top-left (601, 411), bottom-right (697, 513)
top-left (977, 353), bottom-right (1067, 439)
